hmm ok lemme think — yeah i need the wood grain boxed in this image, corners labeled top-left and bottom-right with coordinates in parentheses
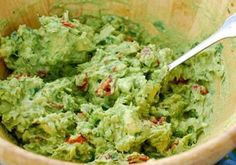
top-left (0, 0), bottom-right (236, 165)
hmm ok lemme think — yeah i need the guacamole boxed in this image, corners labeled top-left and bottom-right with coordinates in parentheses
top-left (0, 12), bottom-right (224, 164)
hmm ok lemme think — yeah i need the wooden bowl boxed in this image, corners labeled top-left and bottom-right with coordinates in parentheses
top-left (1, 0), bottom-right (236, 164)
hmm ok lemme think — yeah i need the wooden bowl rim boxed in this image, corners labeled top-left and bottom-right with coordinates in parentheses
top-left (0, 122), bottom-right (236, 165)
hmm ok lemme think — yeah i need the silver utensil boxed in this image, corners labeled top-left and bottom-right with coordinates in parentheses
top-left (168, 13), bottom-right (236, 71)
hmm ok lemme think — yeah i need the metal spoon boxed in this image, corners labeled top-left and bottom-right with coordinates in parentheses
top-left (168, 13), bottom-right (236, 71)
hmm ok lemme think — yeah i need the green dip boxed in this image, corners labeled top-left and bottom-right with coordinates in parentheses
top-left (0, 12), bottom-right (224, 164)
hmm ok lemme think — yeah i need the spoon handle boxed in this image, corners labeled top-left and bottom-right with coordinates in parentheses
top-left (168, 31), bottom-right (225, 71)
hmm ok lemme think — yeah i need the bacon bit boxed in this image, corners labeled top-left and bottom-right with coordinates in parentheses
top-left (173, 77), bottom-right (188, 85)
top-left (125, 36), bottom-right (134, 42)
top-left (66, 134), bottom-right (87, 144)
top-left (96, 76), bottom-right (113, 97)
top-left (47, 101), bottom-right (64, 109)
top-left (192, 85), bottom-right (200, 89)
top-left (200, 88), bottom-right (209, 95)
top-left (14, 73), bottom-right (30, 79)
top-left (127, 154), bottom-right (149, 164)
top-left (150, 116), bottom-right (166, 125)
top-left (78, 112), bottom-right (86, 118)
top-left (170, 139), bottom-right (179, 150)
top-left (78, 74), bottom-right (89, 91)
top-left (79, 112), bottom-right (84, 116)
top-left (37, 70), bottom-right (48, 78)
top-left (139, 155), bottom-right (149, 161)
top-left (192, 84), bottom-right (209, 95)
top-left (62, 20), bottom-right (75, 28)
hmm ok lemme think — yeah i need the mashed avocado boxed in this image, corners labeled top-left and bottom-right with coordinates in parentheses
top-left (0, 12), bottom-right (224, 164)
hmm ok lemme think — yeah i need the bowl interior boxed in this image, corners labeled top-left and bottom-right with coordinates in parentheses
top-left (0, 0), bottom-right (236, 160)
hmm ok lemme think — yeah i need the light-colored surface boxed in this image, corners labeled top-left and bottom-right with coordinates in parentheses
top-left (0, 0), bottom-right (236, 165)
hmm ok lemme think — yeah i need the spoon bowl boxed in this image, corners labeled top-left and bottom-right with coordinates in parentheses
top-left (221, 13), bottom-right (236, 37)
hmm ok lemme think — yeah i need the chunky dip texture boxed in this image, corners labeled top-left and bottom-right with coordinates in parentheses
top-left (0, 13), bottom-right (224, 164)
